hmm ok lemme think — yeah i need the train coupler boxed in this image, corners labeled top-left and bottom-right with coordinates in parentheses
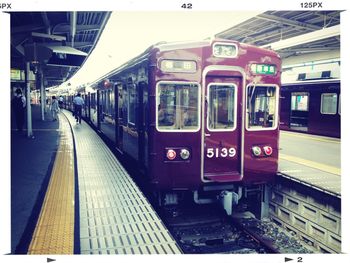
top-left (219, 187), bottom-right (243, 215)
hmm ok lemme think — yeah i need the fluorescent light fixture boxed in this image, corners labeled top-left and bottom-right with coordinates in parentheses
top-left (262, 25), bottom-right (340, 51)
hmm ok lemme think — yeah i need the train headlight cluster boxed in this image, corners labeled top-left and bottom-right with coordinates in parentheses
top-left (252, 145), bottom-right (273, 157)
top-left (213, 43), bottom-right (238, 58)
top-left (165, 148), bottom-right (191, 161)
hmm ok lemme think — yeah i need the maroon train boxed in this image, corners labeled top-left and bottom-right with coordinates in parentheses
top-left (280, 79), bottom-right (340, 138)
top-left (66, 39), bottom-right (281, 206)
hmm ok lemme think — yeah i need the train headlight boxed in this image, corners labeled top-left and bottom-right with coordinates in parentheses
top-left (252, 146), bottom-right (262, 157)
top-left (166, 149), bottom-right (177, 160)
top-left (263, 146), bottom-right (273, 156)
top-left (180, 149), bottom-right (190, 160)
top-left (213, 43), bottom-right (238, 58)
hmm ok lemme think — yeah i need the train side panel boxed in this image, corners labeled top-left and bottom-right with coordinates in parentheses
top-left (147, 46), bottom-right (203, 190)
top-left (280, 81), bottom-right (340, 138)
top-left (94, 62), bottom-right (150, 169)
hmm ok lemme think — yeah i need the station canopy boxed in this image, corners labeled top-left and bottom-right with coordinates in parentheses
top-left (11, 11), bottom-right (340, 88)
top-left (11, 12), bottom-right (111, 87)
top-left (216, 11), bottom-right (340, 59)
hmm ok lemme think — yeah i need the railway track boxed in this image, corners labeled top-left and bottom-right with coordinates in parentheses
top-left (159, 203), bottom-right (313, 254)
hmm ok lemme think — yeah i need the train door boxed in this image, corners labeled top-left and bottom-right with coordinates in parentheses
top-left (115, 83), bottom-right (123, 150)
top-left (137, 82), bottom-right (148, 167)
top-left (290, 92), bottom-right (309, 132)
top-left (203, 75), bottom-right (242, 182)
top-left (90, 92), bottom-right (98, 127)
top-left (87, 92), bottom-right (91, 120)
top-left (82, 94), bottom-right (87, 118)
top-left (97, 90), bottom-right (101, 130)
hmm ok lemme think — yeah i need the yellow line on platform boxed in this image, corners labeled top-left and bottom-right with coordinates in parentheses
top-left (28, 117), bottom-right (75, 254)
top-left (279, 153), bottom-right (341, 176)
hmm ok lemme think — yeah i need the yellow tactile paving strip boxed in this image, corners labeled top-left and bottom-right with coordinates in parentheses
top-left (280, 153), bottom-right (341, 176)
top-left (28, 115), bottom-right (75, 254)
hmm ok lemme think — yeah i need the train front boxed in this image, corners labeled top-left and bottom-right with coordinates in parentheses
top-left (148, 39), bottom-right (281, 206)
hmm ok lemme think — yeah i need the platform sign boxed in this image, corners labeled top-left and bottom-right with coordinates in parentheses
top-left (11, 68), bottom-right (24, 81)
top-left (251, 64), bottom-right (276, 75)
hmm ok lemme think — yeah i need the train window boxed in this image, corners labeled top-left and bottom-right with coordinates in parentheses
top-left (156, 82), bottom-right (199, 132)
top-left (247, 85), bottom-right (278, 130)
top-left (90, 93), bottom-right (96, 108)
top-left (291, 93), bottom-right (309, 111)
top-left (321, 93), bottom-right (338, 115)
top-left (208, 83), bottom-right (236, 131)
top-left (128, 84), bottom-right (137, 125)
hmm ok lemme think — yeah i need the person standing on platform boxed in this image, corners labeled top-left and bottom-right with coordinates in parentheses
top-left (12, 88), bottom-right (26, 132)
top-left (58, 95), bottom-right (64, 108)
top-left (50, 96), bottom-right (59, 121)
top-left (73, 93), bottom-right (84, 124)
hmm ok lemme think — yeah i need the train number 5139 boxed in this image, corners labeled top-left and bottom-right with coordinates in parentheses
top-left (206, 147), bottom-right (236, 158)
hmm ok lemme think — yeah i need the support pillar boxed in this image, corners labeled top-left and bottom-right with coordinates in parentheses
top-left (26, 61), bottom-right (33, 138)
top-left (261, 184), bottom-right (272, 219)
top-left (40, 70), bottom-right (45, 120)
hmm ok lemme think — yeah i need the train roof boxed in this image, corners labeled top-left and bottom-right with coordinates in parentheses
top-left (282, 78), bottom-right (340, 86)
top-left (91, 38), bottom-right (279, 87)
top-left (91, 39), bottom-right (222, 86)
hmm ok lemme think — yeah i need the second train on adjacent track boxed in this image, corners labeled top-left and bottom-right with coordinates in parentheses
top-left (280, 79), bottom-right (340, 138)
top-left (64, 39), bottom-right (281, 206)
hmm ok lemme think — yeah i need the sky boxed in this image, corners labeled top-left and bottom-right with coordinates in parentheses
top-left (64, 11), bottom-right (262, 88)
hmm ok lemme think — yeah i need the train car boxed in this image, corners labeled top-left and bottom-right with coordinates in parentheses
top-left (280, 79), bottom-right (340, 138)
top-left (84, 39), bottom-right (281, 207)
top-left (63, 92), bottom-right (74, 112)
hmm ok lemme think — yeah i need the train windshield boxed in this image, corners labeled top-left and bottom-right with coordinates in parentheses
top-left (157, 82), bottom-right (199, 131)
top-left (247, 85), bottom-right (277, 130)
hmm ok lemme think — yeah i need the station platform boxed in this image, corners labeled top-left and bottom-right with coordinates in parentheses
top-left (278, 131), bottom-right (341, 197)
top-left (11, 105), bottom-right (181, 254)
top-left (11, 105), bottom-right (60, 253)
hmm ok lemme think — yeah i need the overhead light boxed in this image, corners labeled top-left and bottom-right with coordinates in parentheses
top-left (46, 46), bottom-right (88, 67)
top-left (262, 25), bottom-right (340, 51)
top-left (32, 32), bottom-right (66, 41)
